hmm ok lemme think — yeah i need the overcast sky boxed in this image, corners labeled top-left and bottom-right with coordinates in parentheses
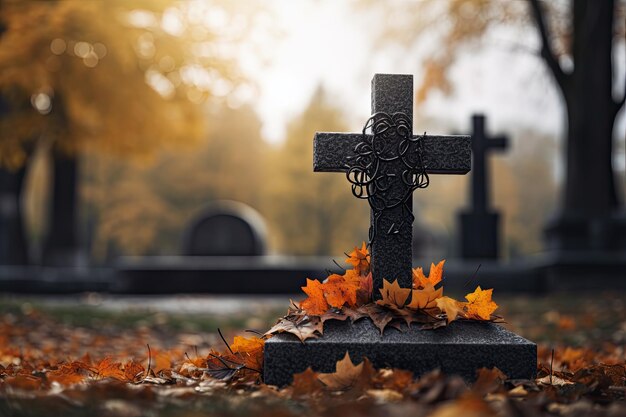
top-left (245, 0), bottom-right (625, 173)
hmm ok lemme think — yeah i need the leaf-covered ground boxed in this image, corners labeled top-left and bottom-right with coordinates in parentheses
top-left (0, 292), bottom-right (624, 417)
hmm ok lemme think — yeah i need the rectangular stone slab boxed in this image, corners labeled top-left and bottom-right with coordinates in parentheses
top-left (264, 318), bottom-right (536, 387)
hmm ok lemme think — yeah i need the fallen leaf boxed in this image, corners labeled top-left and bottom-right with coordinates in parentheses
top-left (265, 314), bottom-right (323, 342)
top-left (344, 269), bottom-right (373, 304)
top-left (300, 278), bottom-right (329, 315)
top-left (323, 274), bottom-right (359, 308)
top-left (412, 260), bottom-right (445, 289)
top-left (291, 367), bottom-right (323, 397)
top-left (357, 303), bottom-right (397, 334)
top-left (429, 393), bottom-right (496, 417)
top-left (377, 279), bottom-right (411, 308)
top-left (435, 296), bottom-right (464, 323)
top-left (472, 367), bottom-right (507, 395)
top-left (407, 284), bottom-right (443, 310)
top-left (231, 336), bottom-right (265, 371)
top-left (48, 361), bottom-right (92, 385)
top-left (465, 286), bottom-right (498, 320)
top-left (366, 388), bottom-right (404, 402)
top-left (537, 375), bottom-right (575, 386)
top-left (508, 385), bottom-right (528, 397)
top-left (318, 352), bottom-right (374, 392)
top-left (95, 357), bottom-right (126, 380)
top-left (345, 241), bottom-right (370, 275)
top-left (123, 360), bottom-right (145, 382)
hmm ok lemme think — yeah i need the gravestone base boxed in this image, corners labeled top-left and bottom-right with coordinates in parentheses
top-left (264, 318), bottom-right (536, 387)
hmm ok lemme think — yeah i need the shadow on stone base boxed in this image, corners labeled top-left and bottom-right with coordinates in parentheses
top-left (264, 318), bottom-right (536, 387)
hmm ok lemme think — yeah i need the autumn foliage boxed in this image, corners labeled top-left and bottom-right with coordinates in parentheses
top-left (293, 243), bottom-right (499, 336)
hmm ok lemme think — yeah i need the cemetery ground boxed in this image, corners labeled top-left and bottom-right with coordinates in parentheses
top-left (0, 291), bottom-right (624, 417)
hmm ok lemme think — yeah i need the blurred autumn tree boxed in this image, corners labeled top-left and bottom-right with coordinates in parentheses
top-left (83, 104), bottom-right (266, 258)
top-left (0, 0), bottom-right (260, 264)
top-left (367, 0), bottom-right (626, 252)
top-left (265, 88), bottom-right (369, 255)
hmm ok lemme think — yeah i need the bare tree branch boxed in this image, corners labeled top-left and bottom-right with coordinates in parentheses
top-left (527, 0), bottom-right (569, 94)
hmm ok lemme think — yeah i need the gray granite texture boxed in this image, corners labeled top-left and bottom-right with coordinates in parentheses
top-left (312, 74), bottom-right (471, 292)
top-left (264, 318), bottom-right (536, 387)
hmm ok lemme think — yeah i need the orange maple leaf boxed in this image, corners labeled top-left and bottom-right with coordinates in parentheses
top-left (231, 336), bottom-right (265, 371)
top-left (412, 260), bottom-right (445, 289)
top-left (300, 278), bottom-right (329, 315)
top-left (48, 361), bottom-right (92, 385)
top-left (435, 296), bottom-right (464, 323)
top-left (377, 279), bottom-right (411, 308)
top-left (345, 242), bottom-right (370, 275)
top-left (465, 286), bottom-right (498, 320)
top-left (407, 283), bottom-right (443, 310)
top-left (324, 274), bottom-right (359, 308)
top-left (343, 269), bottom-right (373, 305)
top-left (95, 357), bottom-right (125, 380)
top-left (123, 360), bottom-right (145, 382)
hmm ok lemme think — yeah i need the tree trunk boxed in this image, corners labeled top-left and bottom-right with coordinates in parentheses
top-left (543, 0), bottom-right (625, 250)
top-left (0, 166), bottom-right (29, 265)
top-left (564, 0), bottom-right (617, 214)
top-left (43, 146), bottom-right (81, 266)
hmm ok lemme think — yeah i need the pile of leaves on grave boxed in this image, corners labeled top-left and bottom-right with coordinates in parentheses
top-left (267, 242), bottom-right (500, 341)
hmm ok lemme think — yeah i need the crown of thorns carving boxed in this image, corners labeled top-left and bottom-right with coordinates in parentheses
top-left (346, 112), bottom-right (430, 244)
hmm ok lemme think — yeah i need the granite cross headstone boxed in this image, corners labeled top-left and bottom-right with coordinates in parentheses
top-left (459, 114), bottom-right (508, 259)
top-left (313, 74), bottom-right (470, 291)
top-left (264, 74), bottom-right (536, 387)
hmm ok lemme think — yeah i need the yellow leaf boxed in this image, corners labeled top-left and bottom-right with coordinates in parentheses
top-left (465, 286), bottom-right (498, 320)
top-left (435, 296), bottom-right (464, 323)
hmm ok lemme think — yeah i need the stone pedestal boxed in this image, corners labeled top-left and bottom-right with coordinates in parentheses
top-left (541, 212), bottom-right (626, 290)
top-left (459, 211), bottom-right (500, 259)
top-left (264, 318), bottom-right (536, 387)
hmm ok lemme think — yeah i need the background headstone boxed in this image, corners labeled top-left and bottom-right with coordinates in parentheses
top-left (459, 114), bottom-right (508, 259)
top-left (182, 200), bottom-right (267, 256)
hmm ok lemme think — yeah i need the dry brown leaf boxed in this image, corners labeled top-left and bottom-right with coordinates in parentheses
top-left (318, 352), bottom-right (374, 392)
top-left (291, 367), bottom-right (323, 397)
top-left (472, 367), bottom-right (507, 395)
top-left (377, 279), bottom-right (411, 308)
top-left (95, 357), bottom-right (126, 380)
top-left (407, 284), bottom-right (443, 310)
top-left (357, 303), bottom-right (397, 334)
top-left (265, 314), bottom-right (323, 342)
top-left (435, 296), bottom-right (464, 323)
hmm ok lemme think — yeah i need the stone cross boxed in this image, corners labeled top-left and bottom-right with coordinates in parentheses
top-left (468, 114), bottom-right (508, 213)
top-left (313, 74), bottom-right (471, 290)
top-left (459, 114), bottom-right (508, 259)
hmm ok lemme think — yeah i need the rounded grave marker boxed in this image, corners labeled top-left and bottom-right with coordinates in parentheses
top-left (182, 201), bottom-right (267, 256)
